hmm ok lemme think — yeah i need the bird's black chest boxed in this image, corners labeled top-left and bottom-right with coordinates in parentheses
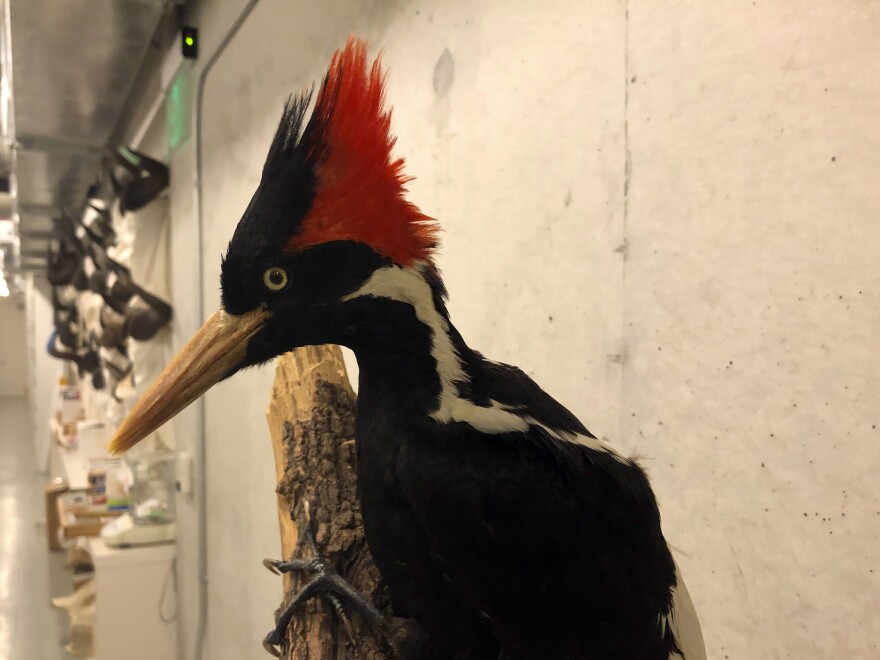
top-left (353, 400), bottom-right (408, 508)
top-left (353, 402), bottom-right (500, 651)
top-left (355, 395), bottom-right (432, 552)
top-left (353, 407), bottom-right (435, 610)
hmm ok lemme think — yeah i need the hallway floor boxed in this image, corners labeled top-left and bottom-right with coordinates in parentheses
top-left (0, 398), bottom-right (77, 659)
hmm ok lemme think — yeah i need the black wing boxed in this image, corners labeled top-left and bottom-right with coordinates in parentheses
top-left (396, 415), bottom-right (679, 659)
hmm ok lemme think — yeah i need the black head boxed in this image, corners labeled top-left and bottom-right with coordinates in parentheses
top-left (108, 36), bottom-right (439, 455)
top-left (219, 36), bottom-right (438, 367)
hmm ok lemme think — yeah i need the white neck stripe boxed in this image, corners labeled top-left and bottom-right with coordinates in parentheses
top-left (344, 263), bottom-right (624, 458)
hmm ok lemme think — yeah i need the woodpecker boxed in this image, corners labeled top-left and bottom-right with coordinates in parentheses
top-left (110, 37), bottom-right (706, 660)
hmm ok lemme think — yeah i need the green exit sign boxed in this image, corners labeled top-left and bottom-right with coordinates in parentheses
top-left (165, 69), bottom-right (190, 152)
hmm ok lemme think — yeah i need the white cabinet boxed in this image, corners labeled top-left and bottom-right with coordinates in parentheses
top-left (89, 538), bottom-right (177, 660)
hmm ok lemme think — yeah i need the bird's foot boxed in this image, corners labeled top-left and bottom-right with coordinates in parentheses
top-left (261, 502), bottom-right (389, 657)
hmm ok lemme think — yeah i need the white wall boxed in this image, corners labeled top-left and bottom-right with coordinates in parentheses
top-left (0, 294), bottom-right (27, 398)
top-left (624, 4), bottom-right (880, 657)
top-left (25, 277), bottom-right (59, 469)
top-left (125, 0), bottom-right (880, 658)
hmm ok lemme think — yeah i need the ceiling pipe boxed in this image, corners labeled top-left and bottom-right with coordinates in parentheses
top-left (18, 249), bottom-right (48, 259)
top-left (0, 0), bottom-right (15, 171)
top-left (7, 265), bottom-right (46, 273)
top-left (18, 258), bottom-right (47, 268)
top-left (191, 1), bottom-right (263, 657)
top-left (17, 229), bottom-right (58, 240)
top-left (17, 202), bottom-right (58, 216)
top-left (14, 134), bottom-right (103, 155)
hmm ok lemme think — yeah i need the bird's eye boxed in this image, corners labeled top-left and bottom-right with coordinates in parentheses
top-left (262, 266), bottom-right (289, 291)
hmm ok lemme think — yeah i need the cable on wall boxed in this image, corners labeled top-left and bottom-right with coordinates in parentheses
top-left (190, 1), bottom-right (264, 658)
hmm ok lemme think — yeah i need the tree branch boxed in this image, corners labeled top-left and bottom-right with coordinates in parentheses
top-left (266, 346), bottom-right (393, 659)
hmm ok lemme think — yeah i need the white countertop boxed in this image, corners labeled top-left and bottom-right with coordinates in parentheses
top-left (88, 536), bottom-right (176, 568)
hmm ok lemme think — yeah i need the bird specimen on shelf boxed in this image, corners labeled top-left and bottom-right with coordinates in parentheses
top-left (109, 36), bottom-right (706, 660)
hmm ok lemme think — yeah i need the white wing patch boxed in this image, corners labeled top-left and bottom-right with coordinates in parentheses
top-left (344, 264), bottom-right (624, 460)
top-left (661, 560), bottom-right (707, 660)
top-left (521, 415), bottom-right (628, 462)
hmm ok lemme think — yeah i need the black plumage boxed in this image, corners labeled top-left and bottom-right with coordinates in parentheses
top-left (355, 302), bottom-right (681, 659)
top-left (220, 235), bottom-right (699, 658)
top-left (212, 38), bottom-right (704, 656)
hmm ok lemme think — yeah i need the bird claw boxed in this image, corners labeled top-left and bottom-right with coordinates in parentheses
top-left (261, 501), bottom-right (389, 655)
top-left (262, 556), bottom-right (322, 577)
top-left (337, 607), bottom-right (357, 645)
top-left (262, 632), bottom-right (282, 657)
top-left (263, 570), bottom-right (385, 655)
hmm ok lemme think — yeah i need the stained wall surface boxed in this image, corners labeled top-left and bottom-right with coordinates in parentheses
top-left (138, 1), bottom-right (880, 658)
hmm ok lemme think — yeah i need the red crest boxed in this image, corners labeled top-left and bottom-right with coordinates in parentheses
top-left (287, 36), bottom-right (438, 266)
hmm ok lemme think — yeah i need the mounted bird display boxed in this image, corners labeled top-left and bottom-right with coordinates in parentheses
top-left (109, 36), bottom-right (706, 660)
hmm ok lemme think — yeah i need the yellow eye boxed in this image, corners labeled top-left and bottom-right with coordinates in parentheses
top-left (262, 266), bottom-right (288, 291)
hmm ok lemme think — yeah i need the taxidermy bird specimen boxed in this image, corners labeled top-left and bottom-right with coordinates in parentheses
top-left (110, 37), bottom-right (706, 660)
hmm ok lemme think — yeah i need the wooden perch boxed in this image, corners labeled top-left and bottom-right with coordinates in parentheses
top-left (266, 345), bottom-right (393, 659)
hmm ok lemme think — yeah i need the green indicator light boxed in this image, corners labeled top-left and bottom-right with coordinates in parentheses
top-left (185, 36), bottom-right (194, 46)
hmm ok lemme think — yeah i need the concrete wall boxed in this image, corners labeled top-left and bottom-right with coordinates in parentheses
top-left (0, 294), bottom-right (27, 398)
top-left (121, 1), bottom-right (879, 658)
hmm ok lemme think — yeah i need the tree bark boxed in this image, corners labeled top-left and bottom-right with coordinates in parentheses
top-left (266, 345), bottom-right (393, 660)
